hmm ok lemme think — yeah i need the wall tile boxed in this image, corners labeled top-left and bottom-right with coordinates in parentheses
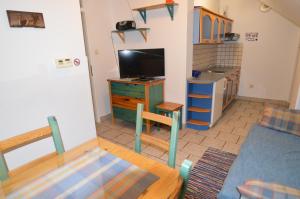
top-left (193, 43), bottom-right (243, 70)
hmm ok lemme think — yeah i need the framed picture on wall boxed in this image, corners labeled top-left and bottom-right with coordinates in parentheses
top-left (7, 10), bottom-right (45, 28)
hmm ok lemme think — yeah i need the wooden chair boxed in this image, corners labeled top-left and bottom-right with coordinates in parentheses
top-left (0, 116), bottom-right (65, 182)
top-left (134, 103), bottom-right (192, 199)
top-left (156, 102), bottom-right (184, 129)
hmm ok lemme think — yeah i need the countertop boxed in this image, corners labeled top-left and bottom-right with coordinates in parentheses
top-left (188, 66), bottom-right (240, 83)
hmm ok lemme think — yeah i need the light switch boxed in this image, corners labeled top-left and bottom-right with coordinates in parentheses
top-left (55, 58), bottom-right (73, 68)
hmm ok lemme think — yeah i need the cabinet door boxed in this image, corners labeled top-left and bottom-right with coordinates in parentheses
top-left (193, 8), bottom-right (200, 44)
top-left (220, 19), bottom-right (226, 41)
top-left (213, 16), bottom-right (220, 43)
top-left (201, 11), bottom-right (212, 43)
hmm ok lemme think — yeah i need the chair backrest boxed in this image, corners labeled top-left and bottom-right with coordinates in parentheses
top-left (0, 116), bottom-right (65, 181)
top-left (135, 103), bottom-right (180, 168)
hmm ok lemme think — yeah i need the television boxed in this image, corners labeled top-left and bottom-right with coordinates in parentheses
top-left (118, 48), bottom-right (165, 79)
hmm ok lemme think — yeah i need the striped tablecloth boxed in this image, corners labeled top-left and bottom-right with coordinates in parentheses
top-left (7, 148), bottom-right (159, 199)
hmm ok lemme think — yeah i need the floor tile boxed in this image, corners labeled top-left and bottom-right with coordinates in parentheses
top-left (113, 133), bottom-right (134, 145)
top-left (216, 132), bottom-right (239, 143)
top-left (201, 137), bottom-right (225, 149)
top-left (95, 100), bottom-right (271, 169)
top-left (181, 143), bottom-right (207, 156)
top-left (223, 142), bottom-right (241, 155)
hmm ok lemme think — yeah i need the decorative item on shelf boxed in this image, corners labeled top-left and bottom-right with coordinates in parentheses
top-left (6, 10), bottom-right (45, 28)
top-left (116, 21), bottom-right (136, 31)
top-left (166, 0), bottom-right (174, 3)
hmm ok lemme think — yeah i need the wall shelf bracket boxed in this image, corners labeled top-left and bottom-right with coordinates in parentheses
top-left (138, 9), bottom-right (147, 24)
top-left (166, 4), bottom-right (175, 20)
top-left (112, 28), bottom-right (150, 43)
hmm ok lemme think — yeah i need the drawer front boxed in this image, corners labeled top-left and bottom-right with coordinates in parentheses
top-left (112, 95), bottom-right (145, 110)
top-left (113, 107), bottom-right (136, 123)
top-left (188, 83), bottom-right (213, 95)
top-left (111, 82), bottom-right (145, 98)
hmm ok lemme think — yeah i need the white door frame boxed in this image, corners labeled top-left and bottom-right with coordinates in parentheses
top-left (80, 3), bottom-right (97, 123)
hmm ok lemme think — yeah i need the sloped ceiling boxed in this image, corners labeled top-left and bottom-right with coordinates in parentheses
top-left (261, 0), bottom-right (300, 27)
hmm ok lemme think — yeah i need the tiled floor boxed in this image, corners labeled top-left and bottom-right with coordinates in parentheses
top-left (96, 100), bottom-right (276, 168)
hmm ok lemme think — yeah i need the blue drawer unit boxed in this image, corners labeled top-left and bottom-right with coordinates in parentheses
top-left (186, 82), bottom-right (214, 130)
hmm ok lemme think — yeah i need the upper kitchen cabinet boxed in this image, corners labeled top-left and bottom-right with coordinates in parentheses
top-left (193, 7), bottom-right (234, 44)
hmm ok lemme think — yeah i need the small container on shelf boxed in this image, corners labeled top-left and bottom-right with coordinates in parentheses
top-left (166, 0), bottom-right (174, 3)
top-left (192, 70), bottom-right (201, 78)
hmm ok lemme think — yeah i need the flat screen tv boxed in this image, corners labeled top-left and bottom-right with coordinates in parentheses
top-left (118, 48), bottom-right (165, 79)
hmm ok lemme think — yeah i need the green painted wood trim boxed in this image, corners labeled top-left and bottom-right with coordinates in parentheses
top-left (48, 116), bottom-right (65, 155)
top-left (149, 84), bottom-right (163, 113)
top-left (113, 107), bottom-right (136, 123)
top-left (179, 108), bottom-right (183, 129)
top-left (179, 159), bottom-right (193, 199)
top-left (135, 103), bottom-right (144, 154)
top-left (168, 111), bottom-right (180, 168)
top-left (111, 82), bottom-right (145, 98)
top-left (0, 152), bottom-right (9, 181)
top-left (166, 4), bottom-right (174, 20)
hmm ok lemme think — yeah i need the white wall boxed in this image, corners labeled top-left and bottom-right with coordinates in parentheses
top-left (0, 0), bottom-right (96, 169)
top-left (194, 0), bottom-right (220, 13)
top-left (220, 0), bottom-right (300, 101)
top-left (110, 0), bottom-right (194, 121)
top-left (296, 87), bottom-right (300, 109)
top-left (81, 0), bottom-right (119, 121)
top-left (88, 0), bottom-right (194, 121)
top-left (289, 44), bottom-right (300, 109)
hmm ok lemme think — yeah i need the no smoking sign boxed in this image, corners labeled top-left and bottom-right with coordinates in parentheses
top-left (74, 58), bottom-right (80, 66)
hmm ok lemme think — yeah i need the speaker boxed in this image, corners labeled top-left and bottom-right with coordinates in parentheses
top-left (116, 21), bottom-right (136, 31)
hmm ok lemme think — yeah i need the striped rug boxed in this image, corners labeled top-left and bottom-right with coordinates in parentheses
top-left (185, 148), bottom-right (237, 199)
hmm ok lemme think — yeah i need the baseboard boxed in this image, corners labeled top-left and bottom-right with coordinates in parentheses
top-left (99, 114), bottom-right (112, 122)
top-left (236, 96), bottom-right (289, 107)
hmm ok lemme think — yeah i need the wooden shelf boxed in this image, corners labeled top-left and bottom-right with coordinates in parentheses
top-left (112, 28), bottom-right (150, 43)
top-left (187, 119), bottom-right (209, 126)
top-left (188, 93), bottom-right (212, 99)
top-left (133, 2), bottom-right (178, 23)
top-left (188, 107), bottom-right (211, 113)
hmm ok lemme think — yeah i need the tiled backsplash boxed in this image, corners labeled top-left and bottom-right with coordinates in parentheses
top-left (193, 43), bottom-right (243, 70)
top-left (217, 43), bottom-right (243, 67)
top-left (193, 45), bottom-right (218, 70)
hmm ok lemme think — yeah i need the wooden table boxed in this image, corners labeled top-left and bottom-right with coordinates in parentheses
top-left (0, 138), bottom-right (182, 199)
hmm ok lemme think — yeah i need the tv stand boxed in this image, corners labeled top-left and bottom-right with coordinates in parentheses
top-left (131, 77), bottom-right (155, 82)
top-left (107, 79), bottom-right (165, 133)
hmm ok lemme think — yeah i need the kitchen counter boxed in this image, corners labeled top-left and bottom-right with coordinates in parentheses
top-left (188, 72), bottom-right (225, 84)
top-left (188, 66), bottom-right (241, 84)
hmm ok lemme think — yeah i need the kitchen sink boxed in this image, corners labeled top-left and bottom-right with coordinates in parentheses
top-left (208, 70), bottom-right (226, 74)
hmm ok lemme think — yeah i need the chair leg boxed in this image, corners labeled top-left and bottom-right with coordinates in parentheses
top-left (0, 152), bottom-right (9, 181)
top-left (179, 108), bottom-right (183, 129)
top-left (156, 109), bottom-right (161, 132)
top-left (48, 116), bottom-right (65, 155)
top-left (168, 111), bottom-right (180, 168)
top-left (179, 159), bottom-right (193, 199)
top-left (135, 103), bottom-right (144, 153)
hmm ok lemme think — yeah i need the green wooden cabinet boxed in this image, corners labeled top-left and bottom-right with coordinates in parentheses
top-left (108, 79), bottom-right (164, 133)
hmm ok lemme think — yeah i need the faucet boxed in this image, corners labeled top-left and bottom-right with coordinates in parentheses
top-left (207, 64), bottom-right (214, 69)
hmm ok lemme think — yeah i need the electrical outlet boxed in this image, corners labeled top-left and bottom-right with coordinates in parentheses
top-left (249, 84), bottom-right (254, 88)
top-left (55, 58), bottom-right (73, 68)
